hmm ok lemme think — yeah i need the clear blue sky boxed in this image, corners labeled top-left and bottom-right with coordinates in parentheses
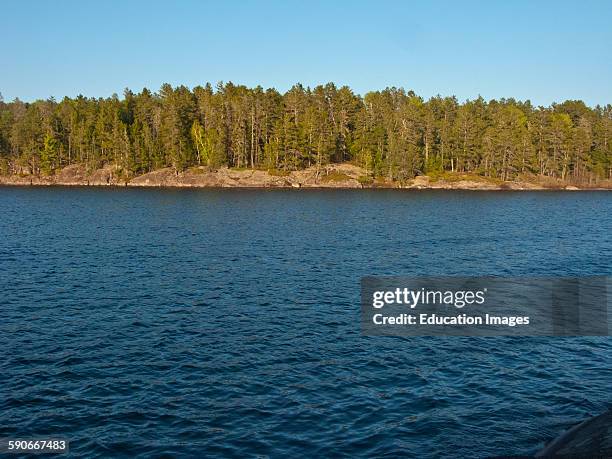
top-left (2, 0), bottom-right (611, 106)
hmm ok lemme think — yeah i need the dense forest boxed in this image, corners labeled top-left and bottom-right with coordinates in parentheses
top-left (0, 83), bottom-right (610, 183)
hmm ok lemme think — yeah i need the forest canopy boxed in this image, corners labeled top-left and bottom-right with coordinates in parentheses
top-left (0, 83), bottom-right (610, 183)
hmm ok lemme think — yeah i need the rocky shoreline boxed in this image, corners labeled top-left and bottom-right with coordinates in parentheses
top-left (0, 163), bottom-right (609, 191)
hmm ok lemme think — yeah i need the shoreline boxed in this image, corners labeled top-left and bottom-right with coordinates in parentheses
top-left (2, 183), bottom-right (611, 192)
top-left (1, 163), bottom-right (610, 191)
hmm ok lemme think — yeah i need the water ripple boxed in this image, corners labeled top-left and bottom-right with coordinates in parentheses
top-left (0, 188), bottom-right (610, 457)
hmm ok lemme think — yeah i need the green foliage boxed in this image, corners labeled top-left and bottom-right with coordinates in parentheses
top-left (0, 83), bottom-right (609, 183)
top-left (268, 168), bottom-right (290, 177)
top-left (41, 133), bottom-right (58, 175)
top-left (424, 155), bottom-right (443, 174)
top-left (321, 171), bottom-right (352, 182)
top-left (357, 175), bottom-right (373, 185)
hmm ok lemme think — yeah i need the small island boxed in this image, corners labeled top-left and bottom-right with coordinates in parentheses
top-left (0, 83), bottom-right (610, 190)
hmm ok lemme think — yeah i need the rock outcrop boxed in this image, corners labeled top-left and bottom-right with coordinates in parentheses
top-left (0, 163), bottom-right (609, 190)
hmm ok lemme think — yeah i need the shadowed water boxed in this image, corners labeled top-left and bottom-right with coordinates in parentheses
top-left (1, 188), bottom-right (610, 458)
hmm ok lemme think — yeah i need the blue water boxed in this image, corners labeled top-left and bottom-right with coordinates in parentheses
top-left (1, 188), bottom-right (610, 458)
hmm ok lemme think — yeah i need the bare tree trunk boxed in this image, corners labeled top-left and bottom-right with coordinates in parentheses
top-left (250, 112), bottom-right (255, 168)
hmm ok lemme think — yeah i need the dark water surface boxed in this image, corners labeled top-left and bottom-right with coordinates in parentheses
top-left (1, 188), bottom-right (610, 458)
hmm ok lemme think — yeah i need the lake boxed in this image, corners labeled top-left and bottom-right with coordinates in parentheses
top-left (1, 188), bottom-right (610, 458)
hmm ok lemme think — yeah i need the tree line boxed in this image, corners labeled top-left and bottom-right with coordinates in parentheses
top-left (0, 83), bottom-right (610, 183)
